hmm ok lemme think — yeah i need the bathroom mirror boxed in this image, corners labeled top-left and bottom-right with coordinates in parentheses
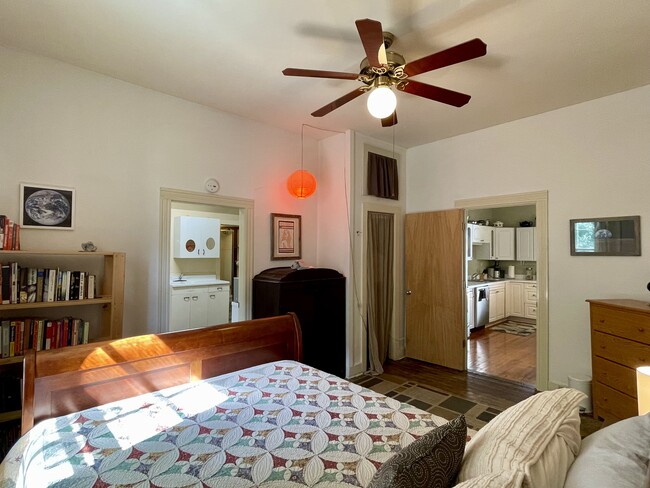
top-left (570, 215), bottom-right (640, 256)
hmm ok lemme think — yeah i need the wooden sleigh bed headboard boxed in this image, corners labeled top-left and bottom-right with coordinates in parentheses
top-left (22, 313), bottom-right (302, 434)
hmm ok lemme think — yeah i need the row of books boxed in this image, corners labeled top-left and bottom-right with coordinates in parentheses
top-left (0, 422), bottom-right (21, 459)
top-left (0, 216), bottom-right (20, 251)
top-left (0, 264), bottom-right (96, 305)
top-left (1, 317), bottom-right (91, 358)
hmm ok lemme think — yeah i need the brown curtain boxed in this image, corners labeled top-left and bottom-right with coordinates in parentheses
top-left (366, 211), bottom-right (394, 374)
top-left (367, 152), bottom-right (399, 200)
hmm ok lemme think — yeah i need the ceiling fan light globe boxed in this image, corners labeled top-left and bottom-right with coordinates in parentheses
top-left (367, 86), bottom-right (396, 119)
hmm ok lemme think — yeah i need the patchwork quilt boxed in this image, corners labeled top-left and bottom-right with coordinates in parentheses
top-left (0, 360), bottom-right (460, 487)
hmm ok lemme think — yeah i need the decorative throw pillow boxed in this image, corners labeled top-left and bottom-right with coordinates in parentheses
top-left (456, 388), bottom-right (585, 487)
top-left (369, 415), bottom-right (467, 488)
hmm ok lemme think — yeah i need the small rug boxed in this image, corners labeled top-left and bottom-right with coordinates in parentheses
top-left (354, 374), bottom-right (503, 431)
top-left (491, 320), bottom-right (536, 336)
top-left (353, 373), bottom-right (602, 437)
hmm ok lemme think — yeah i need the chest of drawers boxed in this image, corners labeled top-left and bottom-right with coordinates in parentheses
top-left (587, 299), bottom-right (650, 423)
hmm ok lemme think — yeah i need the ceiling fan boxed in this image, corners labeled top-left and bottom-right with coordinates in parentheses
top-left (283, 19), bottom-right (487, 127)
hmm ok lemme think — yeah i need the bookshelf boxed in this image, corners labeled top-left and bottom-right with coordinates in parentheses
top-left (0, 250), bottom-right (125, 457)
top-left (0, 250), bottom-right (125, 341)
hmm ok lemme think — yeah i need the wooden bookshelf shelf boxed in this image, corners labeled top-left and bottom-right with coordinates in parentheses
top-left (0, 410), bottom-right (21, 423)
top-left (0, 356), bottom-right (23, 366)
top-left (0, 297), bottom-right (112, 312)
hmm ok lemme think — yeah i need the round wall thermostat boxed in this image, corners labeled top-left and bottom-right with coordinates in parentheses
top-left (205, 178), bottom-right (220, 193)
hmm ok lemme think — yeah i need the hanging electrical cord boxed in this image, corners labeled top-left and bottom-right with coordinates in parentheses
top-left (300, 122), bottom-right (400, 376)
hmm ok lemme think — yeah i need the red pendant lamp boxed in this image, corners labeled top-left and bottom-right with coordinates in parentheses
top-left (287, 124), bottom-right (317, 199)
top-left (287, 169), bottom-right (317, 199)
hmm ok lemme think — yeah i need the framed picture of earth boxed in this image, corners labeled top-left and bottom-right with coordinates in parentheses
top-left (20, 183), bottom-right (75, 230)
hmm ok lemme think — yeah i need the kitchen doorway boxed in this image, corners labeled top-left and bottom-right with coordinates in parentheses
top-left (158, 188), bottom-right (253, 333)
top-left (456, 191), bottom-right (548, 391)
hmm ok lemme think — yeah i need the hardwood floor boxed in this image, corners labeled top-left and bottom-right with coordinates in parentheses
top-left (383, 357), bottom-right (535, 412)
top-left (467, 325), bottom-right (536, 386)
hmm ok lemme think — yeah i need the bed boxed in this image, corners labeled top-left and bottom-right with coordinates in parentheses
top-left (0, 314), bottom-right (462, 487)
top-left (1, 313), bottom-right (636, 487)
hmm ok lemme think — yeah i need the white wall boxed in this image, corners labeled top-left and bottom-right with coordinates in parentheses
top-left (406, 84), bottom-right (650, 386)
top-left (316, 132), bottom-right (351, 276)
top-left (0, 46), bottom-right (319, 337)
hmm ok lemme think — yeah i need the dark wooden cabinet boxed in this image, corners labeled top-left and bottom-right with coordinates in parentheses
top-left (253, 267), bottom-right (346, 378)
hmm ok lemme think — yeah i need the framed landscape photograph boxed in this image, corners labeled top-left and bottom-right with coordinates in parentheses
top-left (20, 183), bottom-right (75, 230)
top-left (271, 213), bottom-right (301, 260)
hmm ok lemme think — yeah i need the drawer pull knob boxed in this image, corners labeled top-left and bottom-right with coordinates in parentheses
top-left (599, 319), bottom-right (605, 323)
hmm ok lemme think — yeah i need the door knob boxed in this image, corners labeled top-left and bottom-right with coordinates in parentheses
top-left (406, 290), bottom-right (412, 295)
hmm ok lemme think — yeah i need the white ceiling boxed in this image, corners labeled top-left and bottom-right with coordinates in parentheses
top-left (1, 0), bottom-right (649, 148)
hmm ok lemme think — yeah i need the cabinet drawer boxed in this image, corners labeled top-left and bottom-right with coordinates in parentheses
top-left (489, 283), bottom-right (505, 292)
top-left (591, 331), bottom-right (650, 369)
top-left (524, 283), bottom-right (537, 290)
top-left (524, 290), bottom-right (537, 302)
top-left (590, 305), bottom-right (650, 345)
top-left (593, 380), bottom-right (637, 422)
top-left (592, 356), bottom-right (637, 398)
top-left (524, 303), bottom-right (537, 318)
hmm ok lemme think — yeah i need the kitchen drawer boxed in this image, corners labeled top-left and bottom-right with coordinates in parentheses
top-left (592, 356), bottom-right (637, 397)
top-left (524, 303), bottom-right (537, 319)
top-left (592, 381), bottom-right (637, 423)
top-left (590, 305), bottom-right (650, 345)
top-left (591, 331), bottom-right (650, 369)
top-left (524, 283), bottom-right (537, 290)
top-left (489, 282), bottom-right (505, 292)
top-left (524, 289), bottom-right (537, 302)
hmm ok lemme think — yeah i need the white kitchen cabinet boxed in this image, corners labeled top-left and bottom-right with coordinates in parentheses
top-left (471, 224), bottom-right (492, 244)
top-left (488, 282), bottom-right (506, 323)
top-left (207, 284), bottom-right (230, 325)
top-left (174, 216), bottom-right (221, 258)
top-left (516, 227), bottom-right (537, 261)
top-left (170, 287), bottom-right (207, 331)
top-left (507, 281), bottom-right (525, 317)
top-left (470, 224), bottom-right (493, 260)
top-left (524, 283), bottom-right (537, 319)
top-left (492, 227), bottom-right (515, 260)
top-left (170, 283), bottom-right (230, 331)
top-left (466, 287), bottom-right (475, 330)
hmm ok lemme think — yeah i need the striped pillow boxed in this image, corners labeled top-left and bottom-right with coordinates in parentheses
top-left (456, 388), bottom-right (585, 487)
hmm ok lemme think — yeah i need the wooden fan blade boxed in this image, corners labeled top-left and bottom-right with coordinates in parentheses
top-left (311, 88), bottom-right (366, 117)
top-left (400, 80), bottom-right (471, 107)
top-left (404, 38), bottom-right (487, 77)
top-left (381, 111), bottom-right (398, 127)
top-left (283, 68), bottom-right (359, 80)
top-left (355, 18), bottom-right (386, 68)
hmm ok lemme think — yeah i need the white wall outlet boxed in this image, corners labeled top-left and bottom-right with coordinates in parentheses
top-left (205, 178), bottom-right (220, 193)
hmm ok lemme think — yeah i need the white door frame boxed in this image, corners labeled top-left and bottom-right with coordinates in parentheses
top-left (158, 188), bottom-right (254, 333)
top-left (455, 190), bottom-right (549, 390)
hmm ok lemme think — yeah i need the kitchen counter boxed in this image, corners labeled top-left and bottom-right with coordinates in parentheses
top-left (170, 275), bottom-right (230, 288)
top-left (467, 278), bottom-right (536, 288)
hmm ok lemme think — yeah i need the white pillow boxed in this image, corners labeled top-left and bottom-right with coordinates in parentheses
top-left (564, 413), bottom-right (650, 488)
top-left (456, 388), bottom-right (585, 487)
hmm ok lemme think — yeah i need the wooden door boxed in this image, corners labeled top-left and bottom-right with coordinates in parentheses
top-left (405, 209), bottom-right (466, 370)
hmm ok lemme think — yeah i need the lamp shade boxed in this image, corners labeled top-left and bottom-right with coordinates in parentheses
top-left (287, 169), bottom-right (317, 199)
top-left (638, 366), bottom-right (650, 415)
top-left (367, 86), bottom-right (396, 119)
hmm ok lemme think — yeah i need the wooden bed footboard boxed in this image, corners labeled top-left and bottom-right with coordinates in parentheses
top-left (22, 313), bottom-right (302, 434)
